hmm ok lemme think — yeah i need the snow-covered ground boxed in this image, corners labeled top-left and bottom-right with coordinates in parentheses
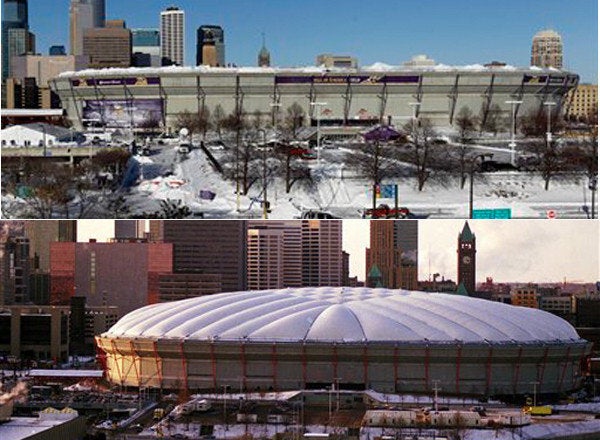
top-left (121, 142), bottom-right (595, 219)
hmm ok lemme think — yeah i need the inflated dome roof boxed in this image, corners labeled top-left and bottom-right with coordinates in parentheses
top-left (104, 287), bottom-right (581, 344)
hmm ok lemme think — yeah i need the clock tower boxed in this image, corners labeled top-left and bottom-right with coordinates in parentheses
top-left (457, 222), bottom-right (476, 295)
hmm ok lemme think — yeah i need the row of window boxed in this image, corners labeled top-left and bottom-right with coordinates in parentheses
top-left (1, 139), bottom-right (54, 147)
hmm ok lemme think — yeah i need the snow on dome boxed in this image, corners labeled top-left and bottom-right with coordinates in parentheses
top-left (104, 287), bottom-right (581, 344)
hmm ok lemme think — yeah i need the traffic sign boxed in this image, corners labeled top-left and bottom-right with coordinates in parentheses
top-left (472, 208), bottom-right (512, 219)
top-left (546, 210), bottom-right (556, 219)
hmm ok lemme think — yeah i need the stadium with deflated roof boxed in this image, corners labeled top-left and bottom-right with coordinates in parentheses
top-left (95, 287), bottom-right (591, 398)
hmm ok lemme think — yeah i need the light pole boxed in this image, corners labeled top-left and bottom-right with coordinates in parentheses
top-left (310, 101), bottom-right (327, 162)
top-left (469, 153), bottom-right (493, 218)
top-left (257, 128), bottom-right (268, 219)
top-left (505, 100), bottom-right (522, 166)
top-left (543, 101), bottom-right (557, 147)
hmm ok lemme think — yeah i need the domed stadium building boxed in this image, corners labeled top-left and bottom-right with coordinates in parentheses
top-left (96, 287), bottom-right (591, 398)
top-left (52, 64), bottom-right (579, 132)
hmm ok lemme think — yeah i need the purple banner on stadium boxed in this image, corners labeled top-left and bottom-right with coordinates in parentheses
top-left (275, 75), bottom-right (420, 85)
top-left (82, 99), bottom-right (163, 128)
top-left (71, 77), bottom-right (161, 87)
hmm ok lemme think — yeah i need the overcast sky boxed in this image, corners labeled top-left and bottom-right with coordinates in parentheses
top-left (79, 220), bottom-right (599, 284)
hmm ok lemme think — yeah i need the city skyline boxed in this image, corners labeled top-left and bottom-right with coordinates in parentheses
top-left (75, 220), bottom-right (600, 284)
top-left (24, 0), bottom-right (598, 82)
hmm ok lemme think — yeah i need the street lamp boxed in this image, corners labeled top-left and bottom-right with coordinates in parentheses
top-left (505, 100), bottom-right (522, 166)
top-left (543, 101), bottom-right (557, 146)
top-left (257, 128), bottom-right (268, 219)
top-left (469, 153), bottom-right (493, 218)
top-left (310, 101), bottom-right (327, 162)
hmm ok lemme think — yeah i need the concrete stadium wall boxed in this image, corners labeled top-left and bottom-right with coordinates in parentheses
top-left (95, 336), bottom-right (591, 398)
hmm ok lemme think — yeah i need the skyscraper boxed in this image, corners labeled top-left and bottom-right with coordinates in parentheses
top-left (24, 220), bottom-right (77, 273)
top-left (196, 25), bottom-right (225, 67)
top-left (302, 220), bottom-right (342, 287)
top-left (457, 222), bottom-right (477, 295)
top-left (247, 221), bottom-right (302, 290)
top-left (2, 0), bottom-right (33, 81)
top-left (160, 6), bottom-right (184, 66)
top-left (531, 29), bottom-right (563, 69)
top-left (83, 19), bottom-right (131, 68)
top-left (365, 220), bottom-right (418, 290)
top-left (149, 220), bottom-right (247, 292)
top-left (70, 0), bottom-right (105, 56)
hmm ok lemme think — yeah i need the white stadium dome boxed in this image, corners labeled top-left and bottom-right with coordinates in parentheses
top-left (104, 287), bottom-right (580, 344)
top-left (97, 288), bottom-right (591, 396)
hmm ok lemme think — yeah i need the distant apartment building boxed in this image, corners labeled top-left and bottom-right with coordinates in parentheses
top-left (539, 295), bottom-right (573, 318)
top-left (114, 220), bottom-right (146, 240)
top-left (24, 220), bottom-right (77, 273)
top-left (316, 54), bottom-right (357, 69)
top-left (510, 286), bottom-right (539, 308)
top-left (531, 29), bottom-right (563, 69)
top-left (565, 84), bottom-right (598, 122)
top-left (160, 6), bottom-right (184, 66)
top-left (83, 19), bottom-right (131, 68)
top-left (0, 236), bottom-right (30, 305)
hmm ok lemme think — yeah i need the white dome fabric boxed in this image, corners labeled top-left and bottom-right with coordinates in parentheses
top-left (104, 287), bottom-right (581, 343)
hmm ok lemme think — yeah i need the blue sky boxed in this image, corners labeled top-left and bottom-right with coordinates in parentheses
top-left (25, 0), bottom-right (597, 81)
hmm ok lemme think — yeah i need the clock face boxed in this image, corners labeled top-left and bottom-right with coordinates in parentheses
top-left (462, 256), bottom-right (471, 264)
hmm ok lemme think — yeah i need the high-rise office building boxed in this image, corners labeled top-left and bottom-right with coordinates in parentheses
top-left (366, 220), bottom-right (418, 290)
top-left (301, 220), bottom-right (342, 287)
top-left (457, 222), bottom-right (477, 295)
top-left (149, 220), bottom-right (247, 292)
top-left (49, 241), bottom-right (172, 316)
top-left (247, 221), bottom-right (302, 290)
top-left (196, 25), bottom-right (225, 67)
top-left (0, 237), bottom-right (30, 305)
top-left (24, 220), bottom-right (77, 273)
top-left (132, 28), bottom-right (160, 67)
top-left (2, 0), bottom-right (34, 82)
top-left (114, 220), bottom-right (146, 240)
top-left (160, 6), bottom-right (184, 66)
top-left (531, 29), bottom-right (563, 69)
top-left (83, 19), bottom-right (131, 68)
top-left (70, 0), bottom-right (105, 56)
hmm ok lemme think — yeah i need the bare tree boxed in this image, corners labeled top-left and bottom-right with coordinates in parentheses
top-left (453, 106), bottom-right (479, 189)
top-left (275, 144), bottom-right (313, 193)
top-left (400, 118), bottom-right (450, 191)
top-left (284, 102), bottom-right (305, 138)
top-left (519, 109), bottom-right (567, 190)
top-left (175, 110), bottom-right (199, 136)
top-left (479, 103), bottom-right (505, 136)
top-left (212, 104), bottom-right (226, 139)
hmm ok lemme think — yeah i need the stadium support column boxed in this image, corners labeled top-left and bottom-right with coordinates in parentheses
top-left (455, 343), bottom-right (462, 395)
top-left (240, 342), bottom-right (247, 391)
top-left (485, 345), bottom-right (493, 397)
top-left (363, 344), bottom-right (369, 389)
top-left (563, 75), bottom-right (579, 118)
top-left (378, 81), bottom-right (388, 124)
top-left (209, 342), bottom-right (217, 391)
top-left (179, 341), bottom-right (189, 396)
top-left (512, 346), bottom-right (523, 396)
top-left (62, 78), bottom-right (83, 129)
top-left (393, 345), bottom-right (399, 392)
top-left (158, 83), bottom-right (168, 130)
top-left (152, 341), bottom-right (163, 389)
top-left (301, 343), bottom-right (308, 387)
top-left (129, 341), bottom-right (141, 386)
top-left (448, 74), bottom-right (460, 125)
top-left (332, 343), bottom-right (339, 381)
top-left (196, 76), bottom-right (206, 123)
top-left (424, 344), bottom-right (430, 393)
top-left (343, 77), bottom-right (352, 125)
top-left (91, 76), bottom-right (107, 128)
top-left (558, 346), bottom-right (571, 393)
top-left (122, 82), bottom-right (136, 130)
top-left (271, 344), bottom-right (278, 391)
top-left (480, 74), bottom-right (495, 130)
top-left (537, 346), bottom-right (550, 394)
top-left (111, 339), bottom-right (124, 386)
top-left (537, 75), bottom-right (552, 115)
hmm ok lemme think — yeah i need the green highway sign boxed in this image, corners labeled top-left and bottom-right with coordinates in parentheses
top-left (472, 208), bottom-right (512, 219)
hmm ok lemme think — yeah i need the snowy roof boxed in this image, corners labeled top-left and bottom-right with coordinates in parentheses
top-left (58, 63), bottom-right (568, 78)
top-left (103, 287), bottom-right (581, 344)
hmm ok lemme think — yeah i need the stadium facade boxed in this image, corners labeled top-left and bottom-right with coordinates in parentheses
top-left (95, 287), bottom-right (591, 398)
top-left (51, 65), bottom-right (579, 132)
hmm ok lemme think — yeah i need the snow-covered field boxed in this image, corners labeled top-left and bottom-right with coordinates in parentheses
top-left (121, 142), bottom-right (595, 219)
